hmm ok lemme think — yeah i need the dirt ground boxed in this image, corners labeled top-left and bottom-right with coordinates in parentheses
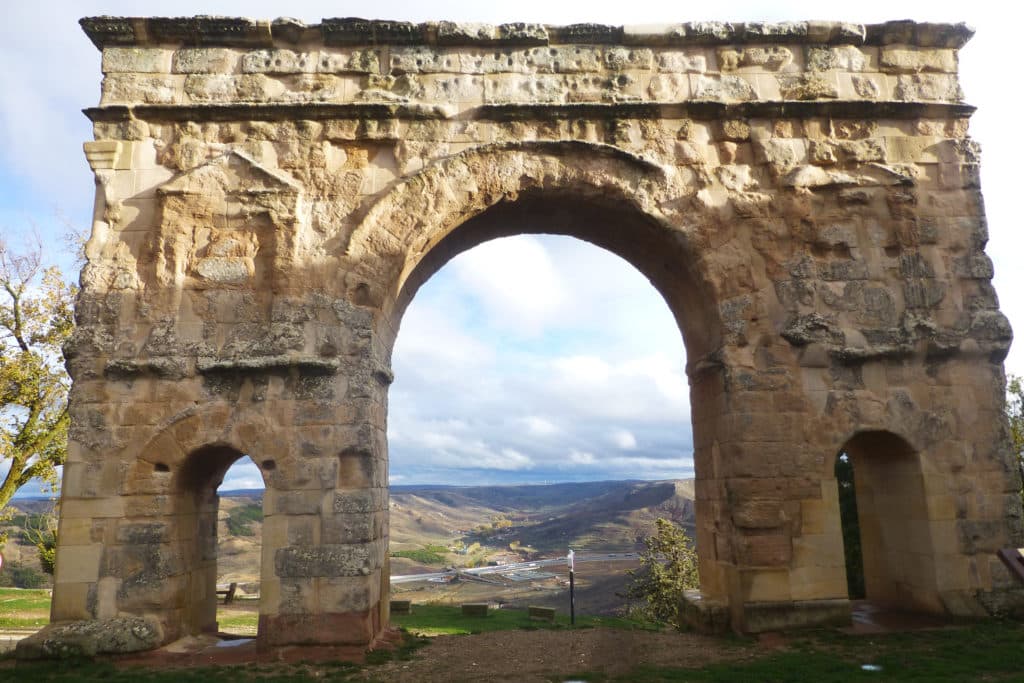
top-left (356, 628), bottom-right (757, 683)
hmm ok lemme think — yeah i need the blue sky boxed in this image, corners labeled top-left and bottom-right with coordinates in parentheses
top-left (3, 1), bottom-right (1022, 493)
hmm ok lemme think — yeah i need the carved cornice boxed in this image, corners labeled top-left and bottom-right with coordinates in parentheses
top-left (80, 17), bottom-right (974, 50)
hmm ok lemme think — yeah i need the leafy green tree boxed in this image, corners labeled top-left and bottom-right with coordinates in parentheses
top-left (624, 518), bottom-right (699, 626)
top-left (836, 452), bottom-right (864, 599)
top-left (1008, 375), bottom-right (1024, 503)
top-left (21, 511), bottom-right (57, 574)
top-left (0, 560), bottom-right (47, 588)
top-left (0, 237), bottom-right (75, 515)
top-left (225, 504), bottom-right (264, 537)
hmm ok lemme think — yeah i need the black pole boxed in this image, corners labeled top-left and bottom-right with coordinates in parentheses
top-left (569, 568), bottom-right (576, 625)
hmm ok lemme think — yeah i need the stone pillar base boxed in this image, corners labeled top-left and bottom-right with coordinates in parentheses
top-left (680, 592), bottom-right (851, 634)
top-left (258, 609), bottom-right (382, 647)
top-left (678, 589), bottom-right (730, 633)
top-left (735, 598), bottom-right (852, 633)
top-left (969, 588), bottom-right (1024, 619)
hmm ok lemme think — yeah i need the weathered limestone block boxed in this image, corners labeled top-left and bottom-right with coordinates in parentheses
top-left (778, 74), bottom-right (839, 100)
top-left (242, 49), bottom-right (318, 74)
top-left (894, 74), bottom-right (964, 102)
top-left (654, 51), bottom-right (706, 74)
top-left (718, 46), bottom-right (793, 71)
top-left (523, 45), bottom-right (603, 73)
top-left (744, 21), bottom-right (809, 39)
top-left (648, 73), bottom-right (690, 100)
top-left (101, 74), bottom-right (180, 105)
top-left (880, 47), bottom-right (957, 73)
top-left (275, 543), bottom-right (377, 578)
top-left (322, 511), bottom-right (386, 544)
top-left (319, 49), bottom-right (381, 74)
top-left (852, 75), bottom-right (882, 98)
top-left (734, 532), bottom-right (793, 566)
top-left (102, 48), bottom-right (172, 73)
top-left (184, 73), bottom-right (286, 102)
top-left (172, 48), bottom-right (239, 74)
top-left (733, 500), bottom-right (786, 529)
top-left (693, 75), bottom-right (756, 101)
top-left (806, 46), bottom-right (867, 71)
top-left (435, 21), bottom-right (548, 45)
top-left (334, 488), bottom-right (387, 514)
top-left (16, 617), bottom-right (162, 660)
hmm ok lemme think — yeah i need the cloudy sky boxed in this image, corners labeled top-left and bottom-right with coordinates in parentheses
top-left (3, 1), bottom-right (1021, 493)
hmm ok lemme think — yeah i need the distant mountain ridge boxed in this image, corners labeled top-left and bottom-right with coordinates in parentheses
top-left (4, 480), bottom-right (696, 586)
top-left (386, 479), bottom-right (695, 553)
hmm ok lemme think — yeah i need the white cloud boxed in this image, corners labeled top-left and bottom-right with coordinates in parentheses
top-left (396, 427), bottom-right (536, 472)
top-left (601, 455), bottom-right (693, 480)
top-left (521, 416), bottom-right (559, 437)
top-left (395, 304), bottom-right (494, 373)
top-left (568, 449), bottom-right (596, 465)
top-left (610, 429), bottom-right (637, 450)
top-left (453, 236), bottom-right (568, 337)
top-left (552, 355), bottom-right (611, 387)
top-left (217, 457), bottom-right (264, 492)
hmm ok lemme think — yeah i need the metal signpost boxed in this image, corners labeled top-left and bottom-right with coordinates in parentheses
top-left (567, 549), bottom-right (575, 625)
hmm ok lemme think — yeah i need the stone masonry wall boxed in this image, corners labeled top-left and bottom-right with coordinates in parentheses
top-left (50, 15), bottom-right (1022, 646)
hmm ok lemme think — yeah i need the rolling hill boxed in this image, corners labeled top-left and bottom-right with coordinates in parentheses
top-left (2, 479), bottom-right (696, 588)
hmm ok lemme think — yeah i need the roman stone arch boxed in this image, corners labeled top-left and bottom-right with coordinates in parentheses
top-left (47, 14), bottom-right (1023, 650)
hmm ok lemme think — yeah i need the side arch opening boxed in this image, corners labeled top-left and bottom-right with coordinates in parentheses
top-left (833, 430), bottom-right (940, 613)
top-left (175, 445), bottom-right (271, 638)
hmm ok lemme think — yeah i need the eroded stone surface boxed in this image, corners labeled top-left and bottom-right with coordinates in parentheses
top-left (52, 14), bottom-right (1022, 653)
top-left (16, 617), bottom-right (162, 659)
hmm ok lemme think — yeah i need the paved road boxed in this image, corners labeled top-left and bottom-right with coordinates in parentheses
top-left (390, 552), bottom-right (639, 584)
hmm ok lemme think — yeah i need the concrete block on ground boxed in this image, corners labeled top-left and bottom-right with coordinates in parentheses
top-left (528, 605), bottom-right (556, 622)
top-left (461, 602), bottom-right (488, 617)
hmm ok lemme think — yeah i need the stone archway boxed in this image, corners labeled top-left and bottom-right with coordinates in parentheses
top-left (43, 14), bottom-right (1023, 651)
top-left (348, 142), bottom-right (733, 605)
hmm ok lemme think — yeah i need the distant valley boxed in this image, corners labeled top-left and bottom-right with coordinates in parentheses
top-left (2, 479), bottom-right (696, 599)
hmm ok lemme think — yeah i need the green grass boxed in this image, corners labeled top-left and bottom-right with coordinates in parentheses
top-left (215, 610), bottom-right (258, 634)
top-left (392, 603), bottom-right (656, 636)
top-left (389, 544), bottom-right (449, 565)
top-left (224, 504), bottom-right (263, 537)
top-left (0, 587), bottom-right (51, 629)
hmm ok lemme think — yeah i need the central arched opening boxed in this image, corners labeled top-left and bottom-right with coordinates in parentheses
top-left (380, 187), bottom-right (721, 618)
